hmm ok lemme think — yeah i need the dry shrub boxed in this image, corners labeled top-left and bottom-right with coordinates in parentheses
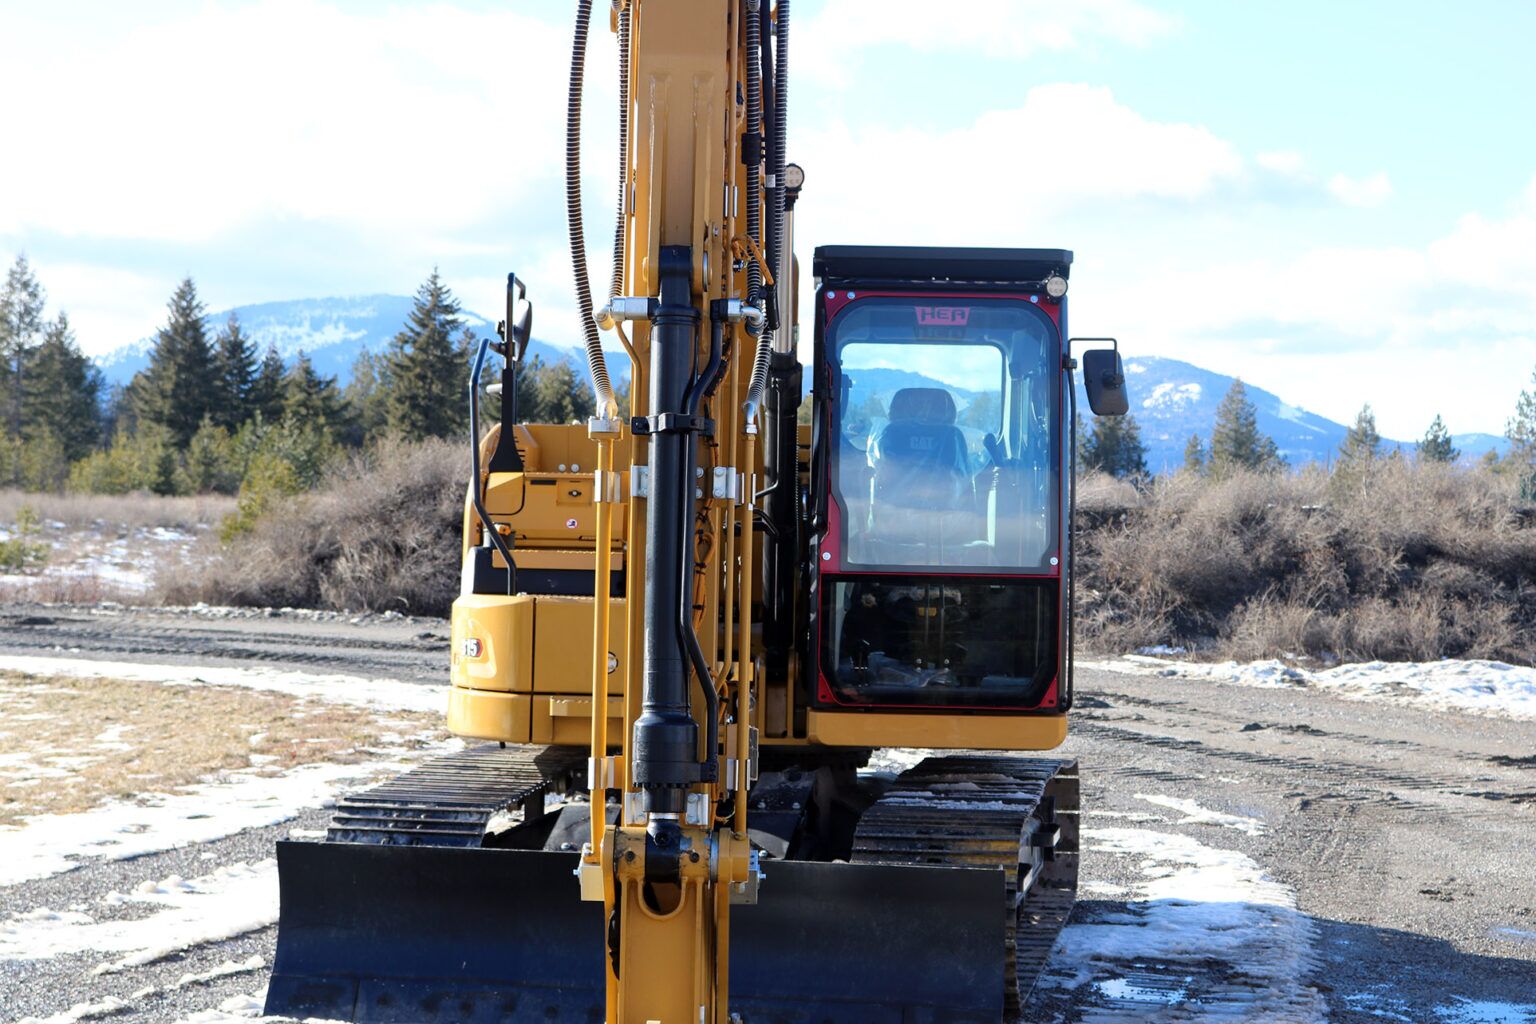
top-left (158, 438), bottom-right (466, 616)
top-left (0, 488), bottom-right (234, 529)
top-left (1079, 459), bottom-right (1536, 663)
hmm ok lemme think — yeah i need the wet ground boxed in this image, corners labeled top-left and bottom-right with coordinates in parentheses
top-left (1, 603), bottom-right (1533, 1023)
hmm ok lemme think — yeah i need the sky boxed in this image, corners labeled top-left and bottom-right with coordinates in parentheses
top-left (2, 0), bottom-right (1534, 439)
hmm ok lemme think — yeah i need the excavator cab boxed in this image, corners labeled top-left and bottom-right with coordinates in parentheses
top-left (808, 246), bottom-right (1074, 716)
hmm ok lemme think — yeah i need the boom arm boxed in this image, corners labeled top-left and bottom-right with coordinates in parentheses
top-left (570, 3), bottom-right (789, 1020)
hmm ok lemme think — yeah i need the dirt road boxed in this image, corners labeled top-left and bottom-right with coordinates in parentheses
top-left (2, 603), bottom-right (1534, 1022)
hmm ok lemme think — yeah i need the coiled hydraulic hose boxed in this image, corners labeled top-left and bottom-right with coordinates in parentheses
top-left (566, 0), bottom-right (617, 419)
top-left (741, 0), bottom-right (771, 424)
top-left (743, 0), bottom-right (789, 419)
top-left (608, 2), bottom-right (630, 308)
top-left (770, 0), bottom-right (790, 342)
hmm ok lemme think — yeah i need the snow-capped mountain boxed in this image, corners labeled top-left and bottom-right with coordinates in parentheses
top-left (1115, 355), bottom-right (1507, 471)
top-left (93, 297), bottom-right (1510, 469)
top-left (94, 294), bottom-right (571, 387)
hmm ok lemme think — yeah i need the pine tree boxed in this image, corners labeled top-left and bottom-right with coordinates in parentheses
top-left (1509, 366), bottom-right (1536, 469)
top-left (1417, 414), bottom-right (1459, 464)
top-left (210, 313), bottom-right (258, 430)
top-left (1, 255), bottom-right (47, 438)
top-left (343, 348), bottom-right (390, 445)
top-left (127, 277), bottom-right (217, 446)
top-left (1209, 379), bottom-right (1282, 478)
top-left (1081, 413), bottom-right (1148, 479)
top-left (384, 270), bottom-right (470, 441)
top-left (1183, 433), bottom-right (1206, 475)
top-left (249, 344), bottom-right (287, 425)
top-left (1338, 403), bottom-right (1382, 466)
top-left (531, 358), bottom-right (596, 425)
top-left (23, 313), bottom-right (103, 461)
top-left (282, 351), bottom-right (350, 438)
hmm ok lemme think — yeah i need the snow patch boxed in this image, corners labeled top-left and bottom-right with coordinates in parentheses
top-left (0, 860), bottom-right (276, 972)
top-left (1135, 794), bottom-right (1266, 835)
top-left (1040, 826), bottom-right (1324, 1019)
top-left (1084, 655), bottom-right (1536, 721)
top-left (0, 752), bottom-right (432, 886)
top-left (0, 654), bottom-right (446, 714)
top-left (13, 997), bottom-right (130, 1024)
top-left (1437, 999), bottom-right (1536, 1024)
top-left (1141, 381), bottom-right (1202, 410)
top-left (169, 989), bottom-right (271, 1023)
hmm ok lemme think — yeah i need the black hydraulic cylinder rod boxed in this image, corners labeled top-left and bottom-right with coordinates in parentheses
top-left (761, 349), bottom-right (802, 681)
top-left (632, 246), bottom-right (701, 817)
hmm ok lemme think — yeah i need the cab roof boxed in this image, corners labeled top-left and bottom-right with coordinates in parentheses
top-left (813, 245), bottom-right (1073, 289)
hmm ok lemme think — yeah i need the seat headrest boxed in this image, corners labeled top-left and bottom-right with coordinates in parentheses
top-left (887, 387), bottom-right (957, 425)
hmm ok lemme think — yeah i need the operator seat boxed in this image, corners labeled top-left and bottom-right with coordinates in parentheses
top-left (868, 387), bottom-right (973, 512)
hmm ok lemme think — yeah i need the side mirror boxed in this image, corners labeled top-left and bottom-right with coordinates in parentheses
top-left (1081, 345), bottom-right (1129, 417)
top-left (502, 273), bottom-right (533, 364)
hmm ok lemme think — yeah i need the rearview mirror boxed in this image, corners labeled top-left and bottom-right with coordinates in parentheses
top-left (503, 272), bottom-right (533, 363)
top-left (1081, 346), bottom-right (1129, 417)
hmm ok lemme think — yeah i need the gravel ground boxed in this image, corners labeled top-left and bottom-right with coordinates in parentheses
top-left (1, 603), bottom-right (1534, 1023)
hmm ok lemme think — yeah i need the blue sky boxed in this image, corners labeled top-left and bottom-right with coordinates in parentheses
top-left (2, 0), bottom-right (1533, 438)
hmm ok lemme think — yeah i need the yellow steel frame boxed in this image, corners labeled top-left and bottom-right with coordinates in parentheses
top-left (444, 3), bottom-right (1072, 1019)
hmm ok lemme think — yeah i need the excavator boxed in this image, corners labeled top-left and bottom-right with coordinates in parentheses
top-left (266, 1), bottom-right (1129, 1021)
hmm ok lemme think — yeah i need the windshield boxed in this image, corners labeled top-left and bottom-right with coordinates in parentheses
top-left (830, 297), bottom-right (1059, 573)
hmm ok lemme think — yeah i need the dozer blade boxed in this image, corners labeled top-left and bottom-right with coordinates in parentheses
top-left (265, 841), bottom-right (606, 1022)
top-left (267, 841), bottom-right (1006, 1024)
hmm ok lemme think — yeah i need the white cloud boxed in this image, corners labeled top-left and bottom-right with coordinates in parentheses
top-left (1327, 171), bottom-right (1394, 208)
top-left (0, 1), bottom-right (593, 242)
top-left (1077, 175), bottom-right (1536, 436)
top-left (797, 0), bottom-right (1177, 84)
top-left (1256, 150), bottom-right (1306, 175)
top-left (23, 262), bottom-right (170, 358)
top-left (796, 83), bottom-right (1244, 248)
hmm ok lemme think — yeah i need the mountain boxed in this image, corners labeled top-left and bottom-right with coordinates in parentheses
top-left (94, 298), bottom-right (1511, 470)
top-left (94, 294), bottom-right (577, 387)
top-left (1106, 355), bottom-right (1509, 471)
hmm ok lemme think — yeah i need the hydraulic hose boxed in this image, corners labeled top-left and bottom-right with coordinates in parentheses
top-left (608, 2), bottom-right (631, 308)
top-left (770, 0), bottom-right (790, 344)
top-left (741, 0), bottom-right (771, 424)
top-left (566, 0), bottom-right (617, 419)
top-left (677, 313), bottom-right (728, 781)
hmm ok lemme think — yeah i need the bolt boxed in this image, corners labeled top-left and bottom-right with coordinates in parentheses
top-left (689, 851), bottom-right (700, 863)
top-left (625, 850), bottom-right (636, 862)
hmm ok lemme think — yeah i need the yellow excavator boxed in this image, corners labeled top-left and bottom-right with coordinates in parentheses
top-left (266, 1), bottom-right (1128, 1020)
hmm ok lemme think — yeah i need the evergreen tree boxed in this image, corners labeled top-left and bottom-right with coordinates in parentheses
top-left (282, 351), bottom-right (349, 438)
top-left (1209, 379), bottom-right (1281, 477)
top-left (1183, 433), bottom-right (1206, 475)
top-left (249, 343), bottom-right (287, 425)
top-left (23, 313), bottom-right (103, 461)
top-left (1081, 412), bottom-right (1148, 479)
top-left (127, 277), bottom-right (216, 446)
top-left (343, 348), bottom-right (390, 445)
top-left (531, 358), bottom-right (596, 425)
top-left (1417, 414), bottom-right (1459, 464)
top-left (1508, 366), bottom-right (1536, 469)
top-left (210, 313), bottom-right (258, 430)
top-left (179, 417), bottom-right (240, 494)
top-left (384, 270), bottom-right (470, 441)
top-left (1339, 403), bottom-right (1382, 465)
top-left (1, 255), bottom-right (47, 438)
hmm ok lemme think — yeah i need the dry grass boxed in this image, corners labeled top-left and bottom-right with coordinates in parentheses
top-left (0, 575), bottom-right (136, 605)
top-left (0, 489), bottom-right (235, 530)
top-left (157, 438), bottom-right (465, 616)
top-left (0, 670), bottom-right (443, 826)
top-left (1078, 460), bottom-right (1536, 663)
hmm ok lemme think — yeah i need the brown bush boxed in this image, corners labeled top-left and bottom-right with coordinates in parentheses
top-left (1078, 459), bottom-right (1536, 663)
top-left (158, 438), bottom-right (466, 616)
